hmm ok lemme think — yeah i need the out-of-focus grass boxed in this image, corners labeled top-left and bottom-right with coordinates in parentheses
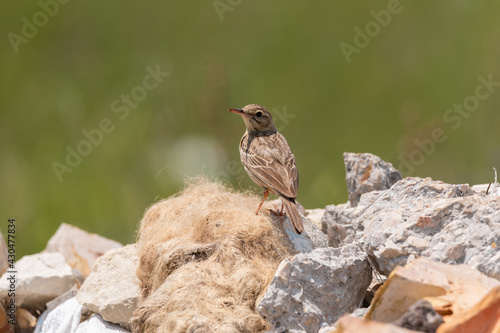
top-left (1, 2), bottom-right (499, 257)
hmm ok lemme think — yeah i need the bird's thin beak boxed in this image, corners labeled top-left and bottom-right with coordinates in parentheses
top-left (228, 108), bottom-right (243, 114)
top-left (229, 108), bottom-right (250, 117)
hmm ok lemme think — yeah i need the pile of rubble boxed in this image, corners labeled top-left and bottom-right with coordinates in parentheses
top-left (0, 152), bottom-right (498, 333)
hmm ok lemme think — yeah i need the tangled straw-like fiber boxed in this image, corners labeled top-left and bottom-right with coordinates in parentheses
top-left (131, 178), bottom-right (293, 332)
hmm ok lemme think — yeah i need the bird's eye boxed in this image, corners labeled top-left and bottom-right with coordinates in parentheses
top-left (255, 111), bottom-right (262, 118)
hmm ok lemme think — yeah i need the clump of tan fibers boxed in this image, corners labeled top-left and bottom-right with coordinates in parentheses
top-left (131, 178), bottom-right (293, 333)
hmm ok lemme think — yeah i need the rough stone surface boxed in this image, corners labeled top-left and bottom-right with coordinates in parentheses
top-left (392, 300), bottom-right (443, 333)
top-left (321, 203), bottom-right (355, 248)
top-left (268, 199), bottom-right (328, 252)
top-left (367, 258), bottom-right (500, 324)
top-left (0, 252), bottom-right (76, 311)
top-left (317, 307), bottom-right (370, 333)
top-left (304, 208), bottom-right (324, 230)
top-left (354, 177), bottom-right (500, 279)
top-left (471, 182), bottom-right (500, 196)
top-left (257, 244), bottom-right (371, 333)
top-left (321, 153), bottom-right (401, 249)
top-left (344, 152), bottom-right (402, 207)
top-left (77, 244), bottom-right (139, 328)
top-left (301, 214), bottom-right (328, 250)
top-left (44, 223), bottom-right (123, 277)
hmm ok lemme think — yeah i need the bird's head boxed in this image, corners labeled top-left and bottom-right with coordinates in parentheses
top-left (229, 104), bottom-right (276, 133)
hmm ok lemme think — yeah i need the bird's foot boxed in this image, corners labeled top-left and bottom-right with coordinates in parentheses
top-left (269, 204), bottom-right (286, 217)
top-left (269, 205), bottom-right (287, 230)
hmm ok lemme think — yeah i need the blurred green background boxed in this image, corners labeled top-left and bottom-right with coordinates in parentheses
top-left (1, 1), bottom-right (499, 258)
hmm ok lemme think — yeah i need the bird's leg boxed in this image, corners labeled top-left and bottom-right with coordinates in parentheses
top-left (255, 189), bottom-right (269, 215)
top-left (280, 202), bottom-right (285, 216)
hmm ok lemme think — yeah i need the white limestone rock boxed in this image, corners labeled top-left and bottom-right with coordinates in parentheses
top-left (344, 152), bottom-right (402, 207)
top-left (44, 223), bottom-right (123, 277)
top-left (355, 177), bottom-right (500, 280)
top-left (77, 244), bottom-right (140, 329)
top-left (0, 252), bottom-right (77, 311)
top-left (257, 244), bottom-right (371, 332)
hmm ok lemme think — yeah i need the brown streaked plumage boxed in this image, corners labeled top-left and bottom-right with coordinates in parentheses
top-left (229, 104), bottom-right (304, 234)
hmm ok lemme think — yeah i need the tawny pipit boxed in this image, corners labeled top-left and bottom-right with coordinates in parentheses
top-left (229, 104), bottom-right (304, 234)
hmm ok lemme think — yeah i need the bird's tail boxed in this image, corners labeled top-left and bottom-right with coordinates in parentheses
top-left (280, 197), bottom-right (304, 234)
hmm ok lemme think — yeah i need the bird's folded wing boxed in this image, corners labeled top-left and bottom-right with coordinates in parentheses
top-left (242, 143), bottom-right (298, 199)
